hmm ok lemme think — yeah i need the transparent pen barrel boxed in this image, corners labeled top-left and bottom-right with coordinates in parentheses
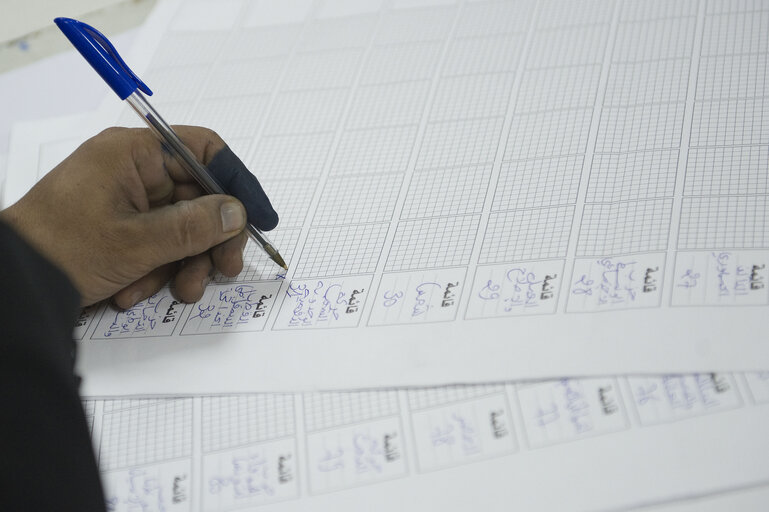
top-left (126, 91), bottom-right (224, 196)
top-left (125, 91), bottom-right (278, 252)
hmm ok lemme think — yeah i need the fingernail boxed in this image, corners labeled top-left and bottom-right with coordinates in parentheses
top-left (221, 202), bottom-right (245, 232)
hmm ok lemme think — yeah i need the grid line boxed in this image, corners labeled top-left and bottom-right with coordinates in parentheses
top-left (294, 223), bottom-right (389, 277)
top-left (578, 199), bottom-right (673, 255)
top-left (386, 215), bottom-right (481, 271)
top-left (678, 196), bottom-right (769, 249)
top-left (480, 207), bottom-right (574, 263)
top-left (494, 156), bottom-right (583, 210)
top-left (201, 395), bottom-right (295, 453)
top-left (402, 165), bottom-right (492, 219)
top-left (100, 400), bottom-right (192, 471)
top-left (304, 391), bottom-right (400, 432)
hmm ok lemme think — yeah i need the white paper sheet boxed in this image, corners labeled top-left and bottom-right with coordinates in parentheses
top-left (9, 122), bottom-right (767, 512)
top-left (87, 371), bottom-right (769, 511)
top-left (5, 0), bottom-right (769, 394)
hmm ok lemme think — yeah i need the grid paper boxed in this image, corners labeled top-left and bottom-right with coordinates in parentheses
top-left (331, 125), bottom-right (419, 175)
top-left (224, 26), bottom-right (301, 59)
top-left (66, 0), bottom-right (769, 397)
top-left (100, 399), bottom-right (192, 471)
top-left (696, 54), bottom-right (769, 101)
top-left (595, 103), bottom-right (685, 152)
top-left (250, 132), bottom-right (335, 179)
top-left (706, 0), bottom-right (769, 14)
top-left (361, 42), bottom-right (444, 85)
top-left (442, 34), bottom-right (526, 77)
top-left (516, 65), bottom-right (602, 113)
top-left (304, 391), bottom-right (400, 432)
top-left (191, 94), bottom-right (270, 141)
top-left (201, 57), bottom-right (285, 98)
top-left (504, 109), bottom-right (593, 160)
top-left (103, 398), bottom-right (167, 413)
top-left (294, 223), bottom-right (389, 277)
top-left (493, 156), bottom-right (583, 211)
top-left (429, 73), bottom-right (516, 122)
top-left (454, 0), bottom-right (534, 38)
top-left (314, 173), bottom-right (404, 226)
top-left (578, 199), bottom-right (673, 256)
top-left (151, 32), bottom-right (226, 68)
top-left (402, 165), bottom-right (492, 219)
top-left (201, 394), bottom-right (295, 453)
top-left (283, 48), bottom-right (365, 91)
top-left (527, 25), bottom-right (610, 69)
top-left (417, 117), bottom-right (504, 169)
top-left (701, 11), bottom-right (769, 56)
top-left (263, 88), bottom-right (351, 135)
top-left (612, 17), bottom-right (697, 63)
top-left (374, 5), bottom-right (456, 45)
top-left (685, 147), bottom-right (769, 196)
top-left (346, 81), bottom-right (432, 129)
top-left (536, 0), bottom-right (614, 28)
top-left (678, 196), bottom-right (769, 250)
top-left (480, 207), bottom-right (574, 263)
top-left (144, 64), bottom-right (209, 102)
top-left (620, 0), bottom-right (698, 20)
top-left (408, 383), bottom-right (507, 411)
top-left (260, 179), bottom-right (318, 229)
top-left (385, 215), bottom-right (481, 271)
top-left (690, 99), bottom-right (769, 147)
top-left (298, 15), bottom-right (378, 52)
top-left (587, 151), bottom-right (679, 202)
top-left (604, 59), bottom-right (691, 106)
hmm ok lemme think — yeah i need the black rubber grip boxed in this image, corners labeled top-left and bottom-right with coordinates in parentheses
top-left (206, 145), bottom-right (279, 231)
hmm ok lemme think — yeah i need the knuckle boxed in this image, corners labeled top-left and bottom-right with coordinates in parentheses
top-left (197, 126), bottom-right (225, 163)
top-left (171, 200), bottom-right (218, 255)
top-left (173, 200), bottom-right (199, 254)
top-left (198, 126), bottom-right (224, 145)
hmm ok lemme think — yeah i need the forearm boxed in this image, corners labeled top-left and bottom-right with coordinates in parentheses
top-left (0, 221), bottom-right (105, 511)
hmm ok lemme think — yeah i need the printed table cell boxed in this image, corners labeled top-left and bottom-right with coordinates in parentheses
top-left (567, 253), bottom-right (664, 312)
top-left (92, 289), bottom-right (185, 339)
top-left (369, 268), bottom-right (466, 326)
top-left (410, 393), bottom-right (516, 472)
top-left (466, 261), bottom-right (563, 319)
top-left (202, 438), bottom-right (298, 510)
top-left (274, 276), bottom-right (372, 329)
top-left (306, 416), bottom-right (407, 494)
top-left (516, 378), bottom-right (628, 448)
top-left (102, 460), bottom-right (192, 512)
top-left (627, 374), bottom-right (742, 425)
top-left (181, 282), bottom-right (282, 334)
top-left (672, 250), bottom-right (769, 306)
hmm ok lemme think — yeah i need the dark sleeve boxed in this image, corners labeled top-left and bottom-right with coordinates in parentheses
top-left (0, 221), bottom-right (105, 511)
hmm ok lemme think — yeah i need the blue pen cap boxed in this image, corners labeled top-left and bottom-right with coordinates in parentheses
top-left (54, 17), bottom-right (152, 100)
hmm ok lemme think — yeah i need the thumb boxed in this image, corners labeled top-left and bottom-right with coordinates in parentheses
top-left (135, 195), bottom-right (246, 266)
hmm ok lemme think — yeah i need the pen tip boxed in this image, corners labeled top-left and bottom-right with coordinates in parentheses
top-left (274, 253), bottom-right (288, 271)
top-left (263, 242), bottom-right (288, 271)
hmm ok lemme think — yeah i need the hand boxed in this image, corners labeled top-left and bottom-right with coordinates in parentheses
top-left (1, 126), bottom-right (250, 308)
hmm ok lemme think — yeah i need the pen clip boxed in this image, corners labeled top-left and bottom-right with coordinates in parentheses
top-left (54, 17), bottom-right (152, 100)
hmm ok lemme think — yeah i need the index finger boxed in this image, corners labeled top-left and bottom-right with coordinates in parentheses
top-left (133, 125), bottom-right (279, 231)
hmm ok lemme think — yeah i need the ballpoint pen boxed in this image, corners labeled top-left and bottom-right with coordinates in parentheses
top-left (54, 17), bottom-right (288, 270)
